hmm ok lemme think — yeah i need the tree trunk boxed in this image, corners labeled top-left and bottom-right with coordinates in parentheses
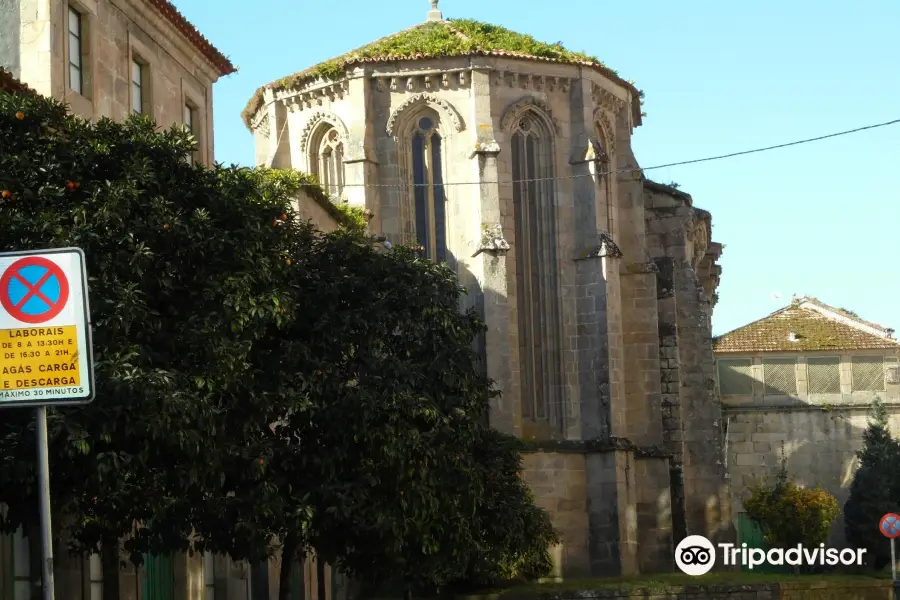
top-left (278, 531), bottom-right (298, 600)
top-left (316, 558), bottom-right (326, 600)
top-left (101, 537), bottom-right (120, 600)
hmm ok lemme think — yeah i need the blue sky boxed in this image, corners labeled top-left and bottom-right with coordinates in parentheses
top-left (178, 0), bottom-right (899, 336)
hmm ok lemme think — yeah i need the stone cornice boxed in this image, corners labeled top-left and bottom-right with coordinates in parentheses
top-left (110, 0), bottom-right (223, 83)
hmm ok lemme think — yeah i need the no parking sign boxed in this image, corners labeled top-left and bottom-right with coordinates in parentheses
top-left (0, 248), bottom-right (94, 407)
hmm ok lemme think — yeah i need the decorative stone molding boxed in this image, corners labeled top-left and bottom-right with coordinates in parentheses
top-left (469, 141), bottom-right (500, 159)
top-left (573, 232), bottom-right (622, 261)
top-left (385, 93), bottom-right (465, 137)
top-left (499, 96), bottom-right (560, 134)
top-left (473, 223), bottom-right (510, 257)
top-left (251, 111), bottom-right (270, 138)
top-left (593, 107), bottom-right (616, 155)
top-left (592, 83), bottom-right (627, 113)
top-left (278, 81), bottom-right (348, 112)
top-left (298, 110), bottom-right (351, 156)
top-left (493, 71), bottom-right (571, 93)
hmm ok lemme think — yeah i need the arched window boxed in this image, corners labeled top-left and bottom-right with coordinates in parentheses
top-left (410, 114), bottom-right (446, 262)
top-left (511, 112), bottom-right (562, 424)
top-left (310, 126), bottom-right (344, 200)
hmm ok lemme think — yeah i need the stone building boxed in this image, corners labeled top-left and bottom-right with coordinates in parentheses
top-left (715, 296), bottom-right (900, 546)
top-left (0, 0), bottom-right (235, 163)
top-left (243, 2), bottom-right (733, 577)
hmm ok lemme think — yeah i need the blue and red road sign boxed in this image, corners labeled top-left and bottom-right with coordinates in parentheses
top-left (880, 513), bottom-right (900, 538)
top-left (0, 256), bottom-right (70, 324)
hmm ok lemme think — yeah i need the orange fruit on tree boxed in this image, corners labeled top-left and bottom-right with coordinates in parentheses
top-left (14, 111), bottom-right (24, 120)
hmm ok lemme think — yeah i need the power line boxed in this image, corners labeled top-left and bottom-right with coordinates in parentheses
top-left (292, 117), bottom-right (899, 189)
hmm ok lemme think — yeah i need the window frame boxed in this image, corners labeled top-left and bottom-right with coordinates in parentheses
top-left (761, 356), bottom-right (798, 397)
top-left (806, 355), bottom-right (842, 395)
top-left (409, 113), bottom-right (446, 263)
top-left (67, 6), bottom-right (84, 95)
top-left (851, 354), bottom-right (886, 393)
top-left (716, 357), bottom-right (754, 396)
top-left (509, 110), bottom-right (562, 426)
top-left (130, 56), bottom-right (148, 115)
top-left (184, 103), bottom-right (196, 164)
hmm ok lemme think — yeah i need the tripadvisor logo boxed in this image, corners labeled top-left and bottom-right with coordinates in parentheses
top-left (675, 536), bottom-right (867, 575)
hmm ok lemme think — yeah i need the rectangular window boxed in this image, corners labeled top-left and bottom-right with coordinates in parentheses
top-left (184, 103), bottom-right (195, 164)
top-left (203, 553), bottom-right (215, 600)
top-left (807, 356), bottom-right (841, 394)
top-left (852, 356), bottom-right (885, 392)
top-left (762, 357), bottom-right (797, 396)
top-left (717, 358), bottom-right (753, 395)
top-left (68, 7), bottom-right (83, 95)
top-left (89, 552), bottom-right (102, 600)
top-left (131, 58), bottom-right (145, 114)
top-left (13, 527), bottom-right (30, 600)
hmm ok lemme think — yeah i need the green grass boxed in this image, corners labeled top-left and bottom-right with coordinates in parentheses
top-left (242, 19), bottom-right (634, 128)
top-left (464, 571), bottom-right (893, 598)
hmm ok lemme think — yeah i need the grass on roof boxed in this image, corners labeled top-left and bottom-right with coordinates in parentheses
top-left (242, 19), bottom-right (623, 128)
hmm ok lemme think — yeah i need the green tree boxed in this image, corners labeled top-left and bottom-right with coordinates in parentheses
top-left (270, 238), bottom-right (558, 597)
top-left (0, 91), bottom-right (313, 597)
top-left (844, 398), bottom-right (900, 569)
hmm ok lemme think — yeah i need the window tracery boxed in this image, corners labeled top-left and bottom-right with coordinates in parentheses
top-left (510, 111), bottom-right (563, 425)
top-left (409, 114), bottom-right (447, 262)
top-left (309, 125), bottom-right (345, 200)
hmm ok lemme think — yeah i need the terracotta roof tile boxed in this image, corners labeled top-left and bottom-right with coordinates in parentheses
top-left (145, 0), bottom-right (235, 76)
top-left (713, 298), bottom-right (899, 353)
top-left (0, 68), bottom-right (37, 95)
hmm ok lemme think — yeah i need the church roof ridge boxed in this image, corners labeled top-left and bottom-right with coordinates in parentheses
top-left (241, 18), bottom-right (639, 129)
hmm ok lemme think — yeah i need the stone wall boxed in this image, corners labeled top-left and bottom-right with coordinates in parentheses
top-left (643, 182), bottom-right (733, 544)
top-left (722, 350), bottom-right (900, 546)
top-left (486, 580), bottom-right (894, 600)
top-left (0, 0), bottom-right (20, 78)
top-left (725, 404), bottom-right (900, 546)
top-left (10, 0), bottom-right (221, 163)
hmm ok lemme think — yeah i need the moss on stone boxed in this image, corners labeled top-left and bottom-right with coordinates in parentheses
top-left (242, 19), bottom-right (638, 129)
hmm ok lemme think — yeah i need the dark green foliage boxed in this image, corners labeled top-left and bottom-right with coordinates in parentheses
top-left (844, 398), bottom-right (900, 569)
top-left (0, 91), bottom-right (558, 596)
top-left (0, 91), bottom-right (314, 561)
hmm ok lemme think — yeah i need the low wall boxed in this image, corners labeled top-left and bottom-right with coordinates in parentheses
top-left (724, 404), bottom-right (900, 546)
top-left (482, 579), bottom-right (893, 600)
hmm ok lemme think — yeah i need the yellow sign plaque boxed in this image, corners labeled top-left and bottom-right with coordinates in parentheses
top-left (0, 248), bottom-right (94, 407)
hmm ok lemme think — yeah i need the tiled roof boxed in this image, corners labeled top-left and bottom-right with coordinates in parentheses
top-left (0, 68), bottom-right (37, 95)
top-left (241, 18), bottom-right (640, 128)
top-left (145, 0), bottom-right (235, 76)
top-left (713, 297), bottom-right (899, 353)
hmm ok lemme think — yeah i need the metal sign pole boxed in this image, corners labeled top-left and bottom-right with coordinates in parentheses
top-left (36, 406), bottom-right (55, 600)
top-left (893, 538), bottom-right (897, 581)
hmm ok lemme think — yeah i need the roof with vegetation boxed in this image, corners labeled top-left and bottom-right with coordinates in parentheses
top-left (242, 18), bottom-right (639, 128)
top-left (713, 297), bottom-right (899, 353)
top-left (145, 0), bottom-right (235, 76)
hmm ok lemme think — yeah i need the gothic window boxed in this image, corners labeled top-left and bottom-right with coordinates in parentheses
top-left (511, 112), bottom-right (562, 423)
top-left (410, 114), bottom-right (446, 262)
top-left (310, 126), bottom-right (344, 200)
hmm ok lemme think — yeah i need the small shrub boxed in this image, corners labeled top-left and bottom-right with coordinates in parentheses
top-left (744, 446), bottom-right (839, 567)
